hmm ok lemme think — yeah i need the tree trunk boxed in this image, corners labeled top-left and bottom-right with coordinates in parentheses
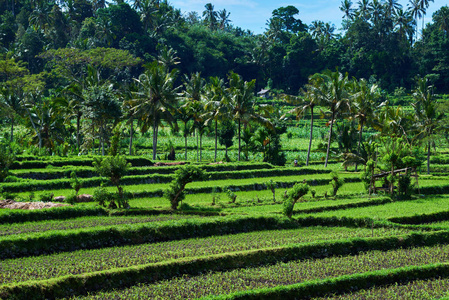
top-left (427, 141), bottom-right (431, 175)
top-left (306, 106), bottom-right (314, 166)
top-left (129, 117), bottom-right (134, 156)
top-left (200, 132), bottom-right (203, 162)
top-left (355, 122), bottom-right (364, 172)
top-left (184, 121), bottom-right (188, 160)
top-left (101, 125), bottom-right (105, 156)
top-left (76, 112), bottom-right (81, 151)
top-left (325, 111), bottom-right (335, 168)
top-left (10, 116), bottom-right (14, 142)
top-left (214, 119), bottom-right (218, 162)
top-left (238, 119), bottom-right (241, 161)
top-left (196, 128), bottom-right (199, 162)
top-left (152, 119), bottom-right (158, 160)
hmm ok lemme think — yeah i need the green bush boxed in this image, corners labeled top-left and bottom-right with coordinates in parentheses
top-left (330, 171), bottom-right (344, 196)
top-left (93, 156), bottom-right (131, 208)
top-left (283, 183), bottom-right (309, 218)
top-left (93, 185), bottom-right (116, 208)
top-left (164, 165), bottom-right (204, 210)
top-left (38, 192), bottom-right (54, 202)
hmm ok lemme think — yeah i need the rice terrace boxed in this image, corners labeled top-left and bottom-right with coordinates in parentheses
top-left (1, 0), bottom-right (449, 299)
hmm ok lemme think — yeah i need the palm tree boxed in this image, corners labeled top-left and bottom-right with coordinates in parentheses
top-left (369, 0), bottom-right (384, 25)
top-left (203, 76), bottom-right (227, 162)
top-left (434, 5), bottom-right (449, 34)
top-left (351, 78), bottom-right (382, 171)
top-left (0, 87), bottom-right (23, 142)
top-left (385, 0), bottom-right (402, 17)
top-left (419, 0), bottom-right (435, 35)
top-left (340, 0), bottom-right (355, 20)
top-left (182, 72), bottom-right (205, 161)
top-left (203, 3), bottom-right (217, 29)
top-left (394, 9), bottom-right (415, 42)
top-left (282, 76), bottom-right (324, 166)
top-left (227, 72), bottom-right (269, 161)
top-left (408, 0), bottom-right (425, 40)
top-left (314, 70), bottom-right (351, 168)
top-left (132, 61), bottom-right (180, 160)
top-left (412, 77), bottom-right (443, 174)
top-left (218, 9), bottom-right (231, 30)
top-left (356, 0), bottom-right (371, 21)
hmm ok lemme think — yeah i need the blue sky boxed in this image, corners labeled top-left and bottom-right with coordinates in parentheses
top-left (170, 0), bottom-right (448, 34)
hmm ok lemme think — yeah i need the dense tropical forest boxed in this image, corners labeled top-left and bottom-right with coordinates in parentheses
top-left (0, 0), bottom-right (448, 167)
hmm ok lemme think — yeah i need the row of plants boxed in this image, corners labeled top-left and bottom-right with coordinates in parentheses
top-left (11, 166), bottom-right (330, 182)
top-left (301, 196), bottom-right (449, 221)
top-left (4, 231), bottom-right (449, 299)
top-left (0, 214), bottom-right (200, 237)
top-left (0, 215), bottom-right (300, 259)
top-left (0, 226), bottom-right (411, 285)
top-left (206, 263), bottom-right (449, 300)
top-left (76, 248), bottom-right (449, 299)
top-left (1, 172), bottom-right (357, 196)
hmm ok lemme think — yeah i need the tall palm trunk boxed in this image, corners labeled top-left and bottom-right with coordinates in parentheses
top-left (200, 132), bottom-right (203, 162)
top-left (355, 122), bottom-right (364, 172)
top-left (184, 129), bottom-right (188, 161)
top-left (129, 116), bottom-right (134, 156)
top-left (76, 111), bottom-right (81, 150)
top-left (152, 118), bottom-right (158, 160)
top-left (325, 110), bottom-right (335, 168)
top-left (196, 128), bottom-right (199, 162)
top-left (306, 106), bottom-right (314, 166)
top-left (427, 140), bottom-right (431, 175)
top-left (214, 119), bottom-right (218, 162)
top-left (10, 116), bottom-right (14, 142)
top-left (238, 119), bottom-right (241, 161)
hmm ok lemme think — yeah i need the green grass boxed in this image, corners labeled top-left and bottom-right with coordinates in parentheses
top-left (303, 195), bottom-right (449, 220)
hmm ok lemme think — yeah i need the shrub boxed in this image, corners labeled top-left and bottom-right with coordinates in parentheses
top-left (266, 179), bottom-right (277, 202)
top-left (70, 171), bottom-right (82, 196)
top-left (164, 165), bottom-right (204, 210)
top-left (3, 175), bottom-right (20, 182)
top-left (39, 192), bottom-right (54, 202)
top-left (0, 143), bottom-right (15, 182)
top-left (283, 183), bottom-right (309, 218)
top-left (93, 186), bottom-right (116, 208)
top-left (330, 171), bottom-right (344, 196)
top-left (65, 193), bottom-right (77, 205)
top-left (93, 156), bottom-right (131, 208)
top-left (225, 186), bottom-right (237, 203)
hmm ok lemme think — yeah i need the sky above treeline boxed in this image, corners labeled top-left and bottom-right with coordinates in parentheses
top-left (171, 0), bottom-right (447, 34)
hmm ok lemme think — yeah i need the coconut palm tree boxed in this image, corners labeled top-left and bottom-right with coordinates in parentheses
top-left (282, 75), bottom-right (324, 166)
top-left (218, 9), bottom-right (231, 30)
top-left (412, 77), bottom-right (443, 174)
top-left (408, 0), bottom-right (424, 40)
top-left (183, 72), bottom-right (205, 161)
top-left (356, 0), bottom-right (371, 21)
top-left (350, 78), bottom-right (382, 171)
top-left (394, 8), bottom-right (415, 42)
top-left (202, 76), bottom-right (228, 162)
top-left (227, 72), bottom-right (270, 161)
top-left (340, 0), bottom-right (355, 20)
top-left (132, 61), bottom-right (180, 160)
top-left (314, 70), bottom-right (351, 168)
top-left (0, 87), bottom-right (23, 142)
top-left (203, 3), bottom-right (217, 29)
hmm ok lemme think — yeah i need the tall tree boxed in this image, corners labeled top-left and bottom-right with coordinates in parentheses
top-left (227, 72), bottom-right (268, 161)
top-left (412, 76), bottom-right (443, 174)
top-left (203, 76), bottom-right (227, 162)
top-left (314, 70), bottom-right (351, 167)
top-left (203, 3), bottom-right (217, 29)
top-left (132, 61), bottom-right (180, 160)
